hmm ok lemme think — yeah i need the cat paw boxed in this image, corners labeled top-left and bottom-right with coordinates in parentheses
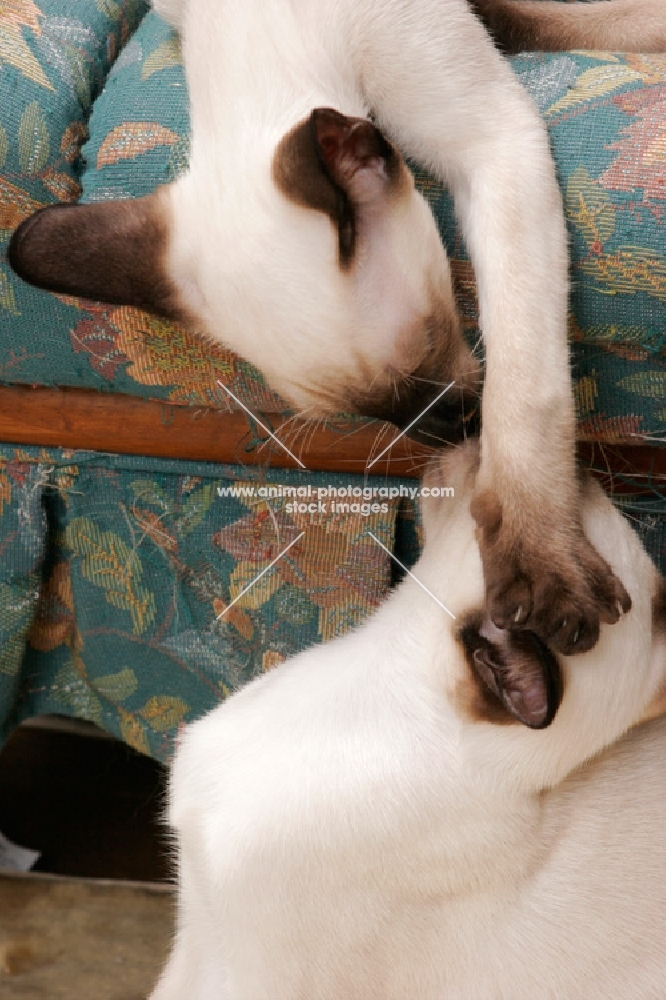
top-left (471, 489), bottom-right (631, 655)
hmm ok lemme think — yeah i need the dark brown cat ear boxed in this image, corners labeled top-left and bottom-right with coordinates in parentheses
top-left (459, 616), bottom-right (563, 729)
top-left (273, 108), bottom-right (402, 268)
top-left (310, 108), bottom-right (399, 203)
top-left (7, 190), bottom-right (184, 320)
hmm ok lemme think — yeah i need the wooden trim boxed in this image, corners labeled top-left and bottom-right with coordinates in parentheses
top-left (0, 385), bottom-right (662, 488)
top-left (578, 442), bottom-right (666, 495)
top-left (0, 385), bottom-right (434, 476)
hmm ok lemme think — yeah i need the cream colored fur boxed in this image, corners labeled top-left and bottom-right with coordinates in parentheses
top-left (156, 0), bottom-right (572, 439)
top-left (150, 445), bottom-right (666, 999)
top-left (142, 0), bottom-right (666, 655)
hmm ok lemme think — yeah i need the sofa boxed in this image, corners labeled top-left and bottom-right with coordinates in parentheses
top-left (1, 0), bottom-right (665, 761)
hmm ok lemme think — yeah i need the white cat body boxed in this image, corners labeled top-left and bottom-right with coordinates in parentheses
top-left (151, 448), bottom-right (666, 999)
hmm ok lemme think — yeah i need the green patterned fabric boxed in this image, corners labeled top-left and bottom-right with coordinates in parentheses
top-left (421, 51), bottom-right (666, 444)
top-left (1, 8), bottom-right (666, 435)
top-left (0, 0), bottom-right (149, 382)
top-left (0, 456), bottom-right (46, 737)
top-left (1, 442), bottom-right (665, 761)
top-left (1, 444), bottom-right (412, 759)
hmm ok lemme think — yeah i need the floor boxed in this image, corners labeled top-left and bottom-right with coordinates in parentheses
top-left (0, 720), bottom-right (175, 997)
top-left (0, 874), bottom-right (174, 999)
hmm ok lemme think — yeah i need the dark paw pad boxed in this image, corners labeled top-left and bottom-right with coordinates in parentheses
top-left (474, 492), bottom-right (631, 657)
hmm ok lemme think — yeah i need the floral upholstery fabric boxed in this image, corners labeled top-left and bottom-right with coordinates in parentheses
top-left (1, 443), bottom-right (409, 760)
top-left (2, 442), bottom-right (666, 762)
top-left (429, 51), bottom-right (666, 444)
top-left (0, 455), bottom-right (46, 740)
top-left (0, 0), bottom-right (149, 387)
top-left (2, 6), bottom-right (666, 436)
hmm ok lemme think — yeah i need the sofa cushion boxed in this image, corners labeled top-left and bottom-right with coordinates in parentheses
top-left (1, 9), bottom-right (666, 442)
top-left (0, 0), bottom-right (148, 380)
top-left (3, 443), bottom-right (404, 759)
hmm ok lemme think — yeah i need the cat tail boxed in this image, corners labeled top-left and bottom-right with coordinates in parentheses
top-left (470, 0), bottom-right (665, 54)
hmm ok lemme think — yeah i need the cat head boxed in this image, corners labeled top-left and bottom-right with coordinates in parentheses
top-left (7, 109), bottom-right (478, 441)
top-left (415, 442), bottom-right (666, 791)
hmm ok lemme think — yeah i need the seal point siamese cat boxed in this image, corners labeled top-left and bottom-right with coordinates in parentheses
top-left (150, 441), bottom-right (666, 1000)
top-left (9, 0), bottom-right (666, 653)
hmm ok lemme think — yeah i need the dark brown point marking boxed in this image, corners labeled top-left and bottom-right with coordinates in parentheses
top-left (469, 0), bottom-right (666, 56)
top-left (273, 114), bottom-right (356, 268)
top-left (273, 108), bottom-right (403, 270)
top-left (456, 612), bottom-right (563, 729)
top-left (469, 0), bottom-right (547, 53)
top-left (8, 191), bottom-right (186, 321)
top-left (653, 577), bottom-right (666, 635)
